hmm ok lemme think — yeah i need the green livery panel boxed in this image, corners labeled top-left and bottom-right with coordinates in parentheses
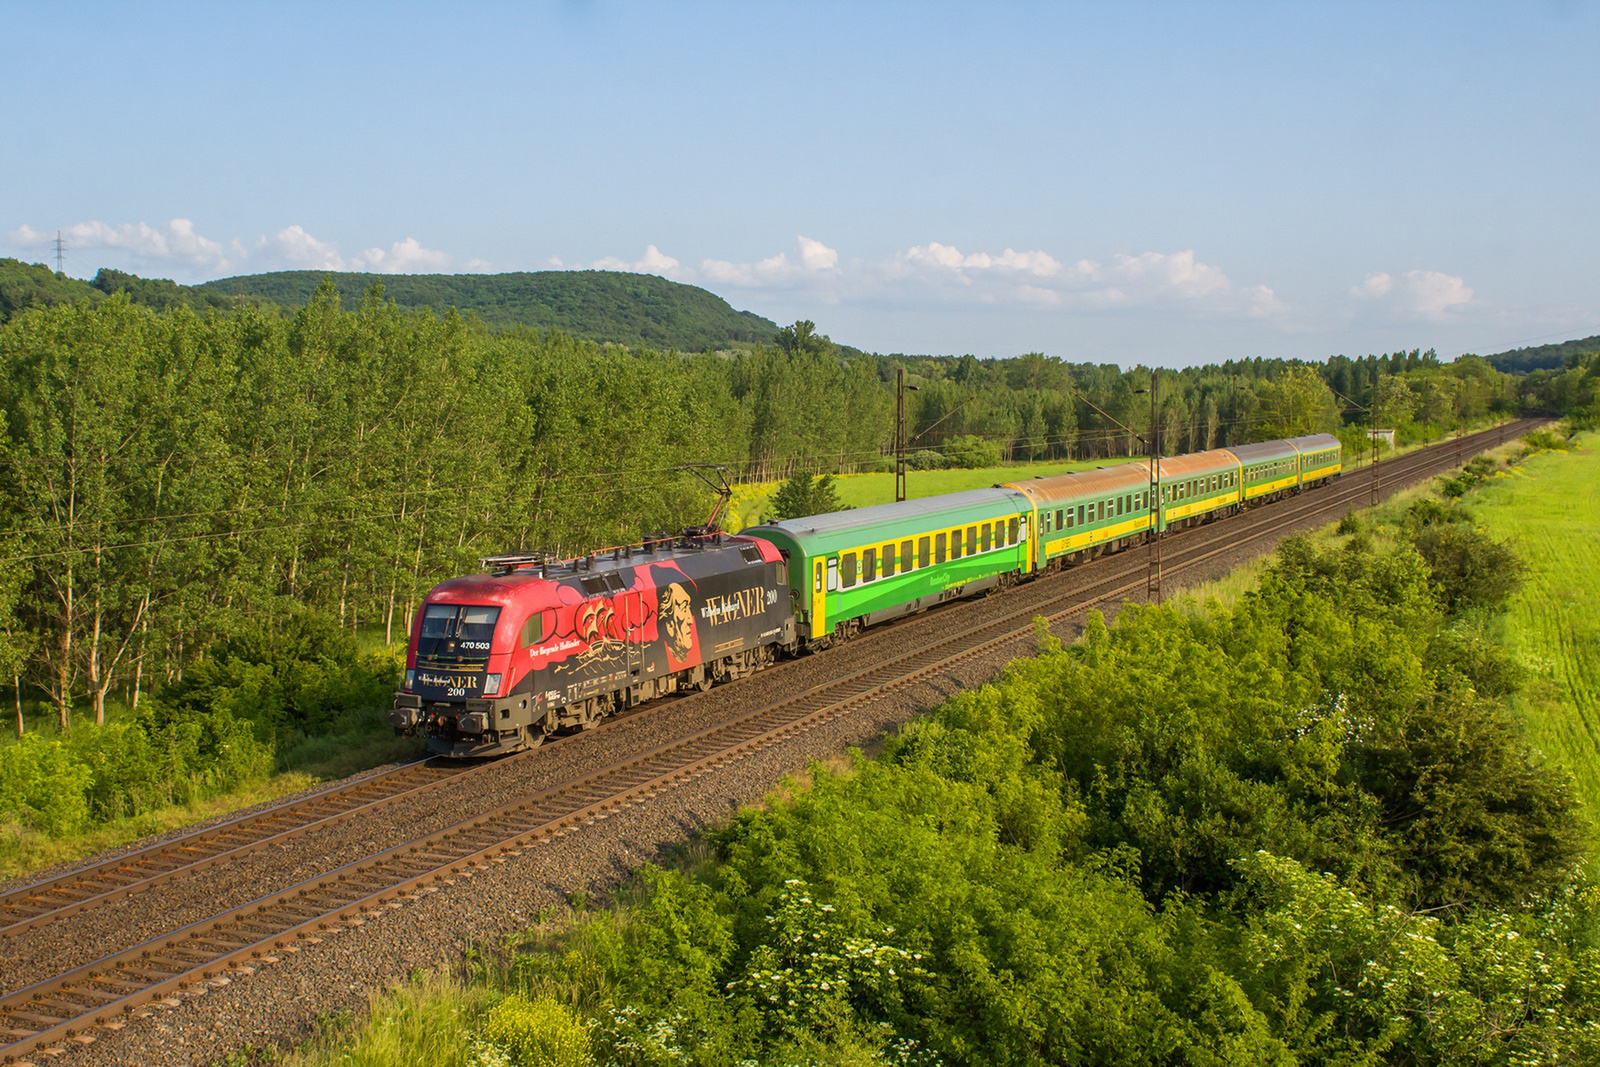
top-left (741, 488), bottom-right (1030, 640)
top-left (740, 436), bottom-right (1342, 644)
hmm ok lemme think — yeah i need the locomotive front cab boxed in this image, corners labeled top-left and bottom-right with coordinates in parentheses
top-left (391, 586), bottom-right (537, 758)
top-left (411, 603), bottom-right (503, 699)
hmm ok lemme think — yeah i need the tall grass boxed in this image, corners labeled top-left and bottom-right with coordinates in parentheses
top-left (270, 970), bottom-right (489, 1067)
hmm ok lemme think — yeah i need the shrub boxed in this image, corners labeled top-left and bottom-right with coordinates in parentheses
top-left (1410, 524), bottom-right (1524, 615)
top-left (1427, 623), bottom-right (1526, 698)
top-left (905, 449), bottom-right (946, 471)
top-left (0, 706), bottom-right (271, 836)
top-left (941, 434), bottom-right (1002, 469)
top-left (154, 609), bottom-right (397, 742)
top-left (1347, 688), bottom-right (1581, 906)
top-left (1402, 497), bottom-right (1471, 533)
top-left (479, 994), bottom-right (591, 1067)
top-left (1522, 428), bottom-right (1568, 453)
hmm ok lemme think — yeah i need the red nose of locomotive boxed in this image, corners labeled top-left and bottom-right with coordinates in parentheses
top-left (389, 568), bottom-right (558, 758)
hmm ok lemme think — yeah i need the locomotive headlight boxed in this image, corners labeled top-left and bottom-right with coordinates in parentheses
top-left (404, 669), bottom-right (415, 691)
top-left (484, 673), bottom-right (502, 696)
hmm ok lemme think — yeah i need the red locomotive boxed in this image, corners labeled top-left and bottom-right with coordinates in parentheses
top-left (390, 531), bottom-right (795, 756)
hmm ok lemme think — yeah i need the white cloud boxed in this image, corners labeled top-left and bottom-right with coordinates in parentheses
top-left (797, 235), bottom-right (838, 271)
top-left (880, 242), bottom-right (1272, 315)
top-left (3, 219), bottom-right (1294, 330)
top-left (5, 218), bottom-right (458, 277)
top-left (267, 224), bottom-right (346, 270)
top-left (1353, 269), bottom-right (1473, 318)
top-left (1102, 250), bottom-right (1229, 299)
top-left (1243, 284), bottom-right (1286, 318)
top-left (590, 244), bottom-right (683, 276)
top-left (10, 219), bottom-right (228, 269)
top-left (1356, 272), bottom-right (1394, 298)
top-left (349, 236), bottom-right (452, 274)
top-left (901, 241), bottom-right (1063, 278)
top-left (1405, 270), bottom-right (1474, 316)
top-left (700, 235), bottom-right (841, 289)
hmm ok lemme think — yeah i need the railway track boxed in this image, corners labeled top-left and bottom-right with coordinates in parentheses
top-left (0, 758), bottom-right (482, 941)
top-left (0, 418), bottom-right (1535, 1063)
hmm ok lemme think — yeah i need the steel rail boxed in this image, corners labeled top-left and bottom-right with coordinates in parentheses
top-left (0, 758), bottom-right (487, 940)
top-left (0, 419), bottom-right (1532, 1062)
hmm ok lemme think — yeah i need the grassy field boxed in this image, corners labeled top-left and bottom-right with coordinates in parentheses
top-left (1467, 434), bottom-right (1600, 815)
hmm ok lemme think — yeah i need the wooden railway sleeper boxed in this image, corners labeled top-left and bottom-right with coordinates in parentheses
top-left (24, 995), bottom-right (90, 1014)
top-left (83, 976), bottom-right (146, 993)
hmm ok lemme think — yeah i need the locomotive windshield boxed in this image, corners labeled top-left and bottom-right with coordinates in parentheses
top-left (417, 604), bottom-right (501, 664)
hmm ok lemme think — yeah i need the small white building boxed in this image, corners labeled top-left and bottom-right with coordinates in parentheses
top-left (1367, 428), bottom-right (1396, 447)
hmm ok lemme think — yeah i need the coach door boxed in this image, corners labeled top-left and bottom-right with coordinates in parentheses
top-left (812, 559), bottom-right (828, 636)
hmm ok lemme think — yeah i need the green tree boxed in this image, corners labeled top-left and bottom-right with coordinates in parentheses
top-left (1253, 365), bottom-right (1339, 440)
top-left (767, 471), bottom-right (842, 521)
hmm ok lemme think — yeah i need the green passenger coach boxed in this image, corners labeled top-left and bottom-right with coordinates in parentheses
top-left (1287, 433), bottom-right (1342, 486)
top-left (739, 488), bottom-right (1030, 644)
top-left (1228, 439), bottom-right (1303, 502)
top-left (1156, 448), bottom-right (1243, 529)
top-left (1005, 462), bottom-right (1155, 572)
top-left (736, 433), bottom-right (1344, 653)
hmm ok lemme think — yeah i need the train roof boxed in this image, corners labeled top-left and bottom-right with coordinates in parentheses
top-left (1004, 461), bottom-right (1150, 506)
top-left (1286, 433), bottom-right (1341, 451)
top-left (426, 534), bottom-right (779, 609)
top-left (740, 486), bottom-right (1025, 554)
top-left (1227, 439), bottom-right (1300, 464)
top-left (1156, 448), bottom-right (1240, 479)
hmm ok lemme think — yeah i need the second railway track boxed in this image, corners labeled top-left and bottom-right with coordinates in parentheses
top-left (0, 419), bottom-right (1535, 1064)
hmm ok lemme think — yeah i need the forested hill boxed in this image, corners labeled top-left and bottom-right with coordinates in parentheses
top-left (1, 258), bottom-right (780, 350)
top-left (1482, 334), bottom-right (1600, 374)
top-left (0, 258), bottom-right (245, 321)
top-left (199, 269), bottom-right (780, 349)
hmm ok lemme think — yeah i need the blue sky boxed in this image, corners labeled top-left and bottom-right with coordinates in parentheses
top-left (3, 1), bottom-right (1597, 364)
